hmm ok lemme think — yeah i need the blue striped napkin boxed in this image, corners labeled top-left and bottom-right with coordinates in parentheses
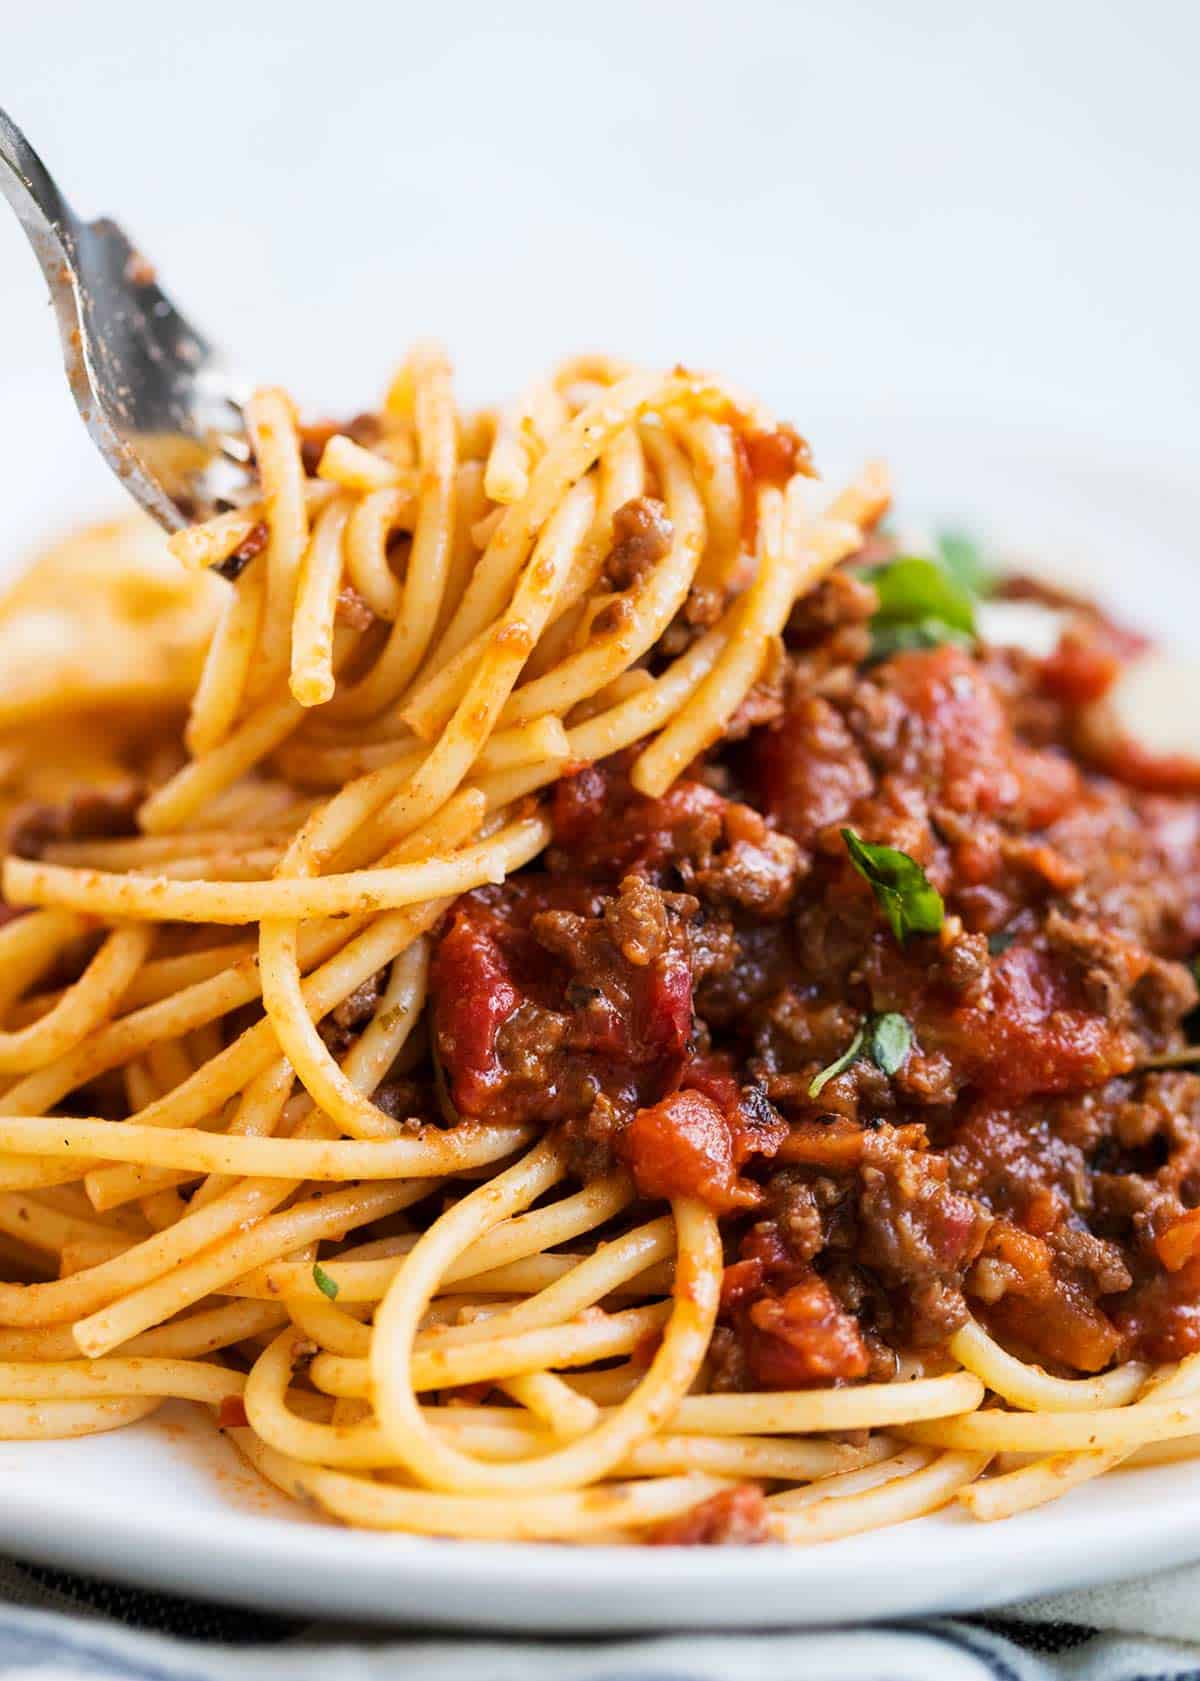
top-left (1, 1554), bottom-right (1199, 1681)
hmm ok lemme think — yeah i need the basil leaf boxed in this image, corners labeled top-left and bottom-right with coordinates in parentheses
top-left (937, 529), bottom-right (994, 597)
top-left (868, 554), bottom-right (977, 636)
top-left (865, 1012), bottom-right (912, 1075)
top-left (865, 554), bottom-right (977, 660)
top-left (841, 828), bottom-right (945, 945)
top-left (808, 1028), bottom-right (865, 1098)
top-left (312, 1262), bottom-right (339, 1301)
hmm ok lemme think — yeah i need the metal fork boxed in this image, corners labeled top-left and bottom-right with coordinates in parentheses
top-left (0, 107), bottom-right (253, 529)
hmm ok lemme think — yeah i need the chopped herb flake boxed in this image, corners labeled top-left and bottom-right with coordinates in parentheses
top-left (841, 829), bottom-right (945, 945)
top-left (866, 1012), bottom-right (912, 1075)
top-left (988, 930), bottom-right (1016, 956)
top-left (809, 1028), bottom-right (865, 1098)
top-left (312, 1262), bottom-right (339, 1301)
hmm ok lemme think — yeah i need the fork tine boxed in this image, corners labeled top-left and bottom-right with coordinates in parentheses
top-left (0, 105), bottom-right (252, 529)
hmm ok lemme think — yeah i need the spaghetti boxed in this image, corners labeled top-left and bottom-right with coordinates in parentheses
top-left (0, 350), bottom-right (1196, 1546)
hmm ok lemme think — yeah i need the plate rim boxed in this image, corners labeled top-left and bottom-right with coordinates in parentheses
top-left (0, 1409), bottom-right (1198, 1630)
top-left (0, 398), bottom-right (1197, 1630)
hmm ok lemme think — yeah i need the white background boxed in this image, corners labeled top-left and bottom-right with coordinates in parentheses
top-left (0, 0), bottom-right (1196, 506)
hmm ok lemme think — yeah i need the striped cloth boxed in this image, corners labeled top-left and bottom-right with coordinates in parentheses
top-left (1, 1556), bottom-right (1199, 1680)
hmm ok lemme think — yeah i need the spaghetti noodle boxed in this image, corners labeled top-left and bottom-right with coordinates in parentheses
top-left (0, 350), bottom-right (1196, 1546)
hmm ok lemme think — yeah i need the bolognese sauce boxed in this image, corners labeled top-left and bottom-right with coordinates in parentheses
top-left (430, 521), bottom-right (1200, 1388)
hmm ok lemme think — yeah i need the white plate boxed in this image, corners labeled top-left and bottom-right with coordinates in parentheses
top-left (0, 375), bottom-right (1197, 1631)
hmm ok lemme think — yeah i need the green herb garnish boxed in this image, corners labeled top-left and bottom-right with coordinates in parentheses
top-left (808, 1028), bottom-right (865, 1098)
top-left (841, 828), bottom-right (945, 945)
top-left (808, 1012), bottom-right (913, 1097)
top-left (988, 930), bottom-right (1016, 956)
top-left (312, 1262), bottom-right (339, 1301)
top-left (865, 1012), bottom-right (912, 1075)
top-left (866, 555), bottom-right (977, 660)
top-left (936, 529), bottom-right (994, 597)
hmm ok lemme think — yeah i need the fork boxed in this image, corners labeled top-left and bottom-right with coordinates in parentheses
top-left (0, 106), bottom-right (252, 529)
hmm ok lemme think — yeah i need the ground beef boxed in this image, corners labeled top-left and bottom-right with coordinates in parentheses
top-left (370, 1078), bottom-right (430, 1124)
top-left (1044, 908), bottom-right (1196, 1053)
top-left (723, 640), bottom-right (787, 741)
top-left (430, 877), bottom-right (693, 1131)
top-left (751, 694), bottom-right (874, 844)
top-left (737, 1270), bottom-right (871, 1387)
top-left (693, 920), bottom-right (799, 1028)
top-left (763, 1173), bottom-right (826, 1263)
top-left (557, 1093), bottom-right (626, 1181)
top-left (785, 569), bottom-right (878, 647)
top-left (854, 1137), bottom-right (992, 1345)
top-left (1051, 791), bottom-right (1200, 958)
top-left (318, 969), bottom-right (385, 1057)
top-left (687, 804), bottom-right (803, 919)
top-left (603, 496), bottom-right (672, 591)
top-left (706, 1324), bottom-right (751, 1392)
top-left (603, 874), bottom-right (680, 966)
top-left (935, 928), bottom-right (991, 1002)
top-left (8, 784), bottom-right (143, 859)
top-left (948, 1100), bottom-right (1093, 1222)
top-left (1048, 1227), bottom-right (1133, 1296)
top-left (548, 764), bottom-right (805, 919)
top-left (216, 520), bottom-right (268, 582)
top-left (424, 563), bottom-right (1200, 1376)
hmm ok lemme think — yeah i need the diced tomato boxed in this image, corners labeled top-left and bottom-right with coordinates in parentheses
top-left (649, 1485), bottom-right (771, 1546)
top-left (620, 1089), bottom-right (760, 1213)
top-left (431, 879), bottom-right (693, 1125)
top-left (921, 944), bottom-right (1137, 1102)
top-left (989, 1286), bottom-right (1124, 1373)
top-left (984, 1220), bottom-right (1053, 1285)
top-left (750, 696), bottom-right (874, 844)
top-left (1114, 1259), bottom-right (1200, 1362)
top-left (884, 647), bottom-right (1022, 816)
top-left (739, 1272), bottom-right (870, 1388)
top-left (1041, 627), bottom-right (1124, 707)
top-left (732, 424), bottom-right (815, 547)
top-left (681, 1054), bottom-right (742, 1115)
top-left (431, 906), bottom-right (521, 1117)
top-left (981, 1220), bottom-right (1124, 1373)
top-left (719, 1257), bottom-right (766, 1312)
top-left (217, 1395), bottom-right (249, 1430)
